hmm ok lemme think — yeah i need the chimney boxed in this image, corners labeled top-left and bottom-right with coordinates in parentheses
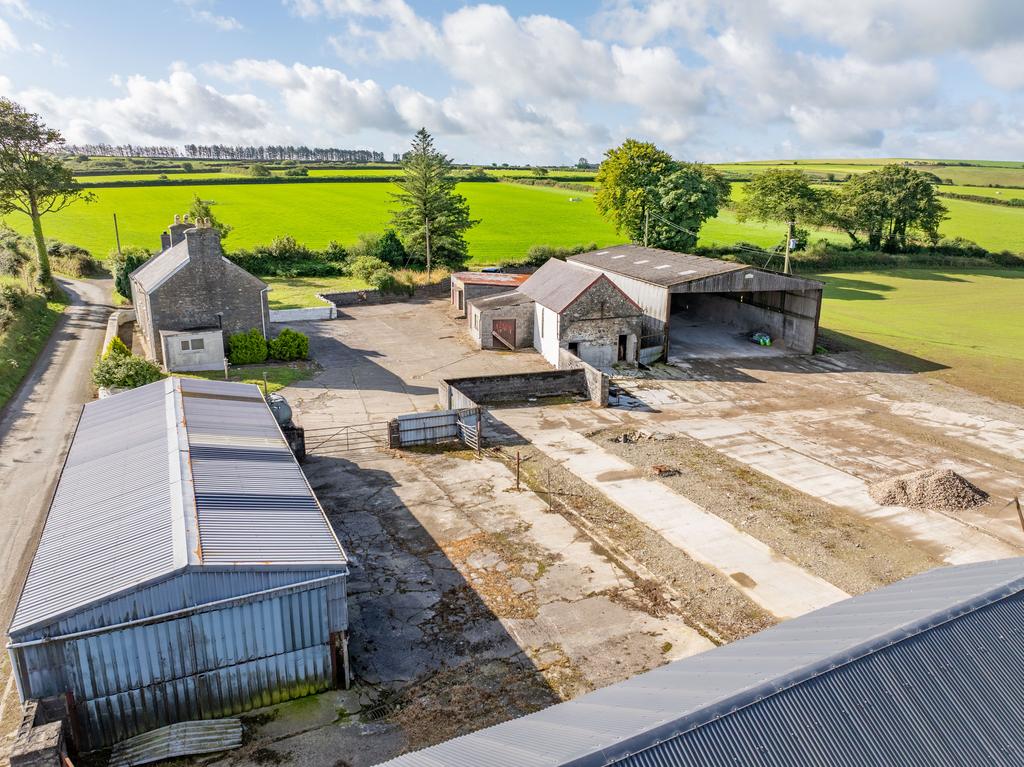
top-left (183, 220), bottom-right (223, 263)
top-left (167, 213), bottom-right (191, 247)
top-left (160, 232), bottom-right (171, 252)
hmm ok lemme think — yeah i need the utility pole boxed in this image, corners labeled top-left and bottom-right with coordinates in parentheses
top-left (643, 207), bottom-right (650, 248)
top-left (424, 216), bottom-right (431, 282)
top-left (783, 220), bottom-right (795, 275)
top-left (113, 213), bottom-right (122, 257)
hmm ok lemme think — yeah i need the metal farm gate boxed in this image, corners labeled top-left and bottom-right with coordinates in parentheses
top-left (304, 422), bottom-right (390, 457)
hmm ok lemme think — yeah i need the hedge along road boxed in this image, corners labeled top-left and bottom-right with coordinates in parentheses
top-left (0, 180), bottom-right (837, 267)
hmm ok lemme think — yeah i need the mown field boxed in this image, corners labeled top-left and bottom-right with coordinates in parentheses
top-left (8, 173), bottom-right (1023, 273)
top-left (714, 160), bottom-right (1024, 187)
top-left (816, 270), bottom-right (1024, 405)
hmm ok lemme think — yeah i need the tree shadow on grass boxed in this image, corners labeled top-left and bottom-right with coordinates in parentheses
top-left (817, 329), bottom-right (948, 373)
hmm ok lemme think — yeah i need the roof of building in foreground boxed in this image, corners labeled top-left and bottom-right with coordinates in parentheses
top-left (452, 271), bottom-right (531, 287)
top-left (10, 377), bottom-right (346, 634)
top-left (519, 258), bottom-right (608, 313)
top-left (379, 557), bottom-right (1024, 767)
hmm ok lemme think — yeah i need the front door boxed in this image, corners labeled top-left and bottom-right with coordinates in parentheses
top-left (492, 319), bottom-right (516, 349)
top-left (618, 334), bottom-right (628, 361)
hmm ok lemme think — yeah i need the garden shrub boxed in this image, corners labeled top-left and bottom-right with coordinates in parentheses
top-left (227, 236), bottom-right (347, 277)
top-left (0, 284), bottom-right (24, 331)
top-left (48, 241), bottom-right (99, 277)
top-left (269, 328), bottom-right (309, 361)
top-left (103, 336), bottom-right (131, 358)
top-left (0, 226), bottom-right (30, 276)
top-left (91, 353), bottom-right (164, 390)
top-left (227, 328), bottom-right (269, 365)
top-left (110, 246), bottom-right (150, 300)
top-left (348, 255), bottom-right (392, 289)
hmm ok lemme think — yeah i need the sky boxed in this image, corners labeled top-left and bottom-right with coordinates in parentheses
top-left (1, 0), bottom-right (1023, 164)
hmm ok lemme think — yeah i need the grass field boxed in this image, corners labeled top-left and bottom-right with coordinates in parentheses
top-left (714, 160), bottom-right (1024, 187)
top-left (941, 185), bottom-right (1024, 200)
top-left (816, 269), bottom-right (1024, 405)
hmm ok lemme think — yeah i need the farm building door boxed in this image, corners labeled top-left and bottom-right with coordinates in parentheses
top-left (492, 319), bottom-right (516, 349)
top-left (617, 335), bottom-right (627, 361)
top-left (457, 289), bottom-right (464, 311)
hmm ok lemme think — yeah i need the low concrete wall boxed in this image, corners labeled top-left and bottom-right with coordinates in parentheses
top-left (270, 305), bottom-right (336, 322)
top-left (557, 348), bottom-right (609, 406)
top-left (439, 369), bottom-right (590, 410)
top-left (323, 279), bottom-right (451, 309)
top-left (101, 309), bottom-right (135, 355)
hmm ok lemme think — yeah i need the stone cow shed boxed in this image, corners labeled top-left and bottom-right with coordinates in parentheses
top-left (130, 215), bottom-right (270, 369)
top-left (450, 271), bottom-right (529, 315)
top-left (468, 258), bottom-right (642, 368)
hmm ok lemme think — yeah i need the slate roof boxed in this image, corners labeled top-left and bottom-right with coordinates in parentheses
top-left (130, 240), bottom-right (192, 292)
top-left (569, 244), bottom-right (747, 287)
top-left (10, 378), bottom-right (346, 634)
top-left (519, 258), bottom-right (603, 313)
top-left (378, 557), bottom-right (1024, 767)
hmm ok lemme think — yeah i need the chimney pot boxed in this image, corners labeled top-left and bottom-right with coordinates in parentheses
top-left (173, 214), bottom-right (181, 224)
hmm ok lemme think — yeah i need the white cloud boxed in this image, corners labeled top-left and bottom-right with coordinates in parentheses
top-left (192, 9), bottom-right (242, 31)
top-left (0, 17), bottom-right (17, 50)
top-left (973, 42), bottom-right (1024, 90)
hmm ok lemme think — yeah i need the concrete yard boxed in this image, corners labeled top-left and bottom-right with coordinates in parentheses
top-left (200, 297), bottom-right (1024, 765)
top-left (667, 314), bottom-right (792, 361)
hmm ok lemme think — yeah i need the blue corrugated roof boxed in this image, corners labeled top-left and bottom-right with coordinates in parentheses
top-left (377, 558), bottom-right (1024, 767)
top-left (10, 378), bottom-right (346, 634)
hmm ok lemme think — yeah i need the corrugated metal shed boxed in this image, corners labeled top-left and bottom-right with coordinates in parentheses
top-left (469, 290), bottom-right (535, 309)
top-left (520, 259), bottom-right (602, 313)
top-left (10, 377), bottom-right (346, 634)
top-left (8, 378), bottom-right (349, 751)
top-left (378, 558), bottom-right (1024, 767)
top-left (569, 245), bottom-right (745, 287)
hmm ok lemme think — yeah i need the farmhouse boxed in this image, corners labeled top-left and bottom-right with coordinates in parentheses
top-left (568, 245), bottom-right (824, 362)
top-left (468, 258), bottom-right (642, 367)
top-left (130, 215), bottom-right (270, 370)
top-left (7, 378), bottom-right (349, 752)
top-left (450, 271), bottom-right (530, 315)
top-left (380, 557), bottom-right (1024, 767)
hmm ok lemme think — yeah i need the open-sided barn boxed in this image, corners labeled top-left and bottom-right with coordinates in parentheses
top-left (568, 245), bottom-right (823, 363)
top-left (7, 378), bottom-right (348, 752)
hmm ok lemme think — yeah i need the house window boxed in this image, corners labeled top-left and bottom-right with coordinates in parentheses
top-left (180, 338), bottom-right (205, 352)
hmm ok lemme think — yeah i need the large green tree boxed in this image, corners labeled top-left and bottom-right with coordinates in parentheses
top-left (594, 139), bottom-right (674, 244)
top-left (595, 140), bottom-right (727, 250)
top-left (390, 128), bottom-right (477, 271)
top-left (826, 165), bottom-right (946, 251)
top-left (736, 168), bottom-right (821, 228)
top-left (648, 164), bottom-right (731, 251)
top-left (0, 99), bottom-right (92, 292)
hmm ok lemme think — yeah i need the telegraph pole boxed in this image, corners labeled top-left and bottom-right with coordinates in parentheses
top-left (783, 220), bottom-right (795, 274)
top-left (113, 213), bottom-right (122, 257)
top-left (424, 216), bottom-right (431, 282)
top-left (643, 207), bottom-right (650, 248)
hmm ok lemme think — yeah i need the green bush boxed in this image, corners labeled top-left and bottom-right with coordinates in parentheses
top-left (110, 246), bottom-right (150, 300)
top-left (227, 328), bottom-right (268, 365)
top-left (284, 166), bottom-right (309, 177)
top-left (48, 241), bottom-right (99, 277)
top-left (0, 225), bottom-right (30, 276)
top-left (349, 255), bottom-right (392, 289)
top-left (0, 283), bottom-right (24, 331)
top-left (520, 242), bottom-right (597, 267)
top-left (248, 163), bottom-right (271, 177)
top-left (103, 336), bottom-right (131, 358)
top-left (269, 328), bottom-right (309, 361)
top-left (227, 236), bottom-right (346, 277)
top-left (91, 354), bottom-right (164, 390)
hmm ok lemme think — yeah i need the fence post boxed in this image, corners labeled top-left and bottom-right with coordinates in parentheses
top-left (516, 451), bottom-right (521, 491)
top-left (476, 413), bottom-right (482, 457)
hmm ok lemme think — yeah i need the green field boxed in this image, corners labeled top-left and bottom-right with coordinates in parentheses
top-left (714, 160), bottom-right (1024, 187)
top-left (816, 270), bottom-right (1024, 405)
top-left (2, 181), bottom-right (621, 264)
top-left (941, 185), bottom-right (1024, 200)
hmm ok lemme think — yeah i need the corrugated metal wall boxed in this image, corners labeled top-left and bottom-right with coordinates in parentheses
top-left (10, 574), bottom-right (346, 751)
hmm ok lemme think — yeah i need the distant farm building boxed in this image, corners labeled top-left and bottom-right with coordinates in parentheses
top-left (380, 557), bottom-right (1024, 767)
top-left (130, 215), bottom-right (270, 370)
top-left (450, 271), bottom-right (530, 315)
top-left (7, 378), bottom-right (349, 752)
top-left (468, 258), bottom-right (642, 367)
top-left (568, 245), bottom-right (823, 363)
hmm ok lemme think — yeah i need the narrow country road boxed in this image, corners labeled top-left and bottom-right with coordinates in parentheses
top-left (0, 277), bottom-right (112, 629)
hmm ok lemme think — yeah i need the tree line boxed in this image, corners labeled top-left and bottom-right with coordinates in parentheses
top-left (64, 143), bottom-right (386, 163)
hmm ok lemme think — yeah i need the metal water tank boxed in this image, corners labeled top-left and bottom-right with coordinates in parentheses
top-left (266, 393), bottom-right (293, 426)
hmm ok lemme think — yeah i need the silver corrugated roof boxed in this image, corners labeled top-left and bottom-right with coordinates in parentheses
top-left (569, 245), bottom-right (747, 287)
top-left (130, 240), bottom-right (192, 293)
top-left (470, 290), bottom-right (535, 309)
top-left (10, 378), bottom-right (345, 633)
top-left (519, 258), bottom-right (602, 313)
top-left (378, 558), bottom-right (1024, 767)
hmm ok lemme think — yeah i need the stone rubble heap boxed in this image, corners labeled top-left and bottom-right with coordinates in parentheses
top-left (869, 469), bottom-right (989, 511)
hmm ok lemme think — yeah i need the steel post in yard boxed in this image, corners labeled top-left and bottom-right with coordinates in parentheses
top-left (516, 451), bottom-right (521, 491)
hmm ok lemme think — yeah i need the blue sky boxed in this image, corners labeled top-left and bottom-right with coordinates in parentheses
top-left (1, 0), bottom-right (1022, 164)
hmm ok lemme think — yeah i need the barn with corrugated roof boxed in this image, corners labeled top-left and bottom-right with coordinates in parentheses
top-left (6, 377), bottom-right (348, 751)
top-left (568, 245), bottom-right (824, 363)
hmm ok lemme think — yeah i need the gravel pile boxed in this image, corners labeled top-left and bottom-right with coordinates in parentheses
top-left (869, 469), bottom-right (988, 511)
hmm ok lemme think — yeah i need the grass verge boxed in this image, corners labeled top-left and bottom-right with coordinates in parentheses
top-left (179, 360), bottom-right (319, 394)
top-left (0, 282), bottom-right (69, 410)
